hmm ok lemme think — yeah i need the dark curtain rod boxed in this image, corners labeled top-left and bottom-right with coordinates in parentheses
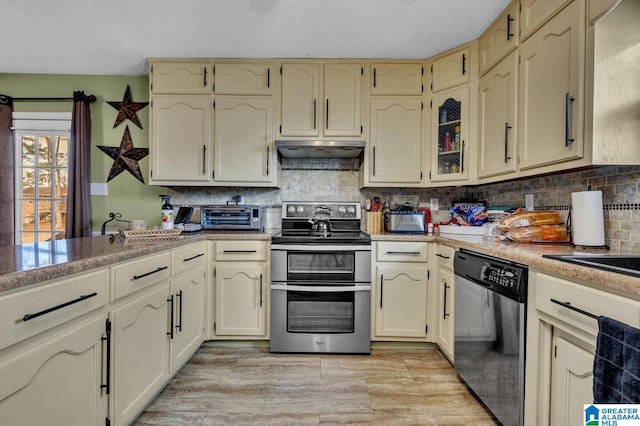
top-left (12, 95), bottom-right (97, 103)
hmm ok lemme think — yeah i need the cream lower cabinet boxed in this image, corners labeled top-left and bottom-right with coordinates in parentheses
top-left (434, 244), bottom-right (456, 361)
top-left (110, 283), bottom-right (171, 426)
top-left (373, 242), bottom-right (429, 340)
top-left (212, 240), bottom-right (269, 339)
top-left (525, 269), bottom-right (640, 426)
top-left (0, 314), bottom-right (108, 426)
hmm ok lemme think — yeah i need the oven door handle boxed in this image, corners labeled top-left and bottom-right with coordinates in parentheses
top-left (271, 284), bottom-right (371, 292)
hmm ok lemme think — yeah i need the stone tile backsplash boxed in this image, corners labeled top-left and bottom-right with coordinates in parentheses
top-left (167, 163), bottom-right (640, 251)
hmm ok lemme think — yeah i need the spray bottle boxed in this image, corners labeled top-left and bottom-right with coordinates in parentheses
top-left (159, 195), bottom-right (174, 229)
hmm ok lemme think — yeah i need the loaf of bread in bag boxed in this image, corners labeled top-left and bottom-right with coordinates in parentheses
top-left (506, 224), bottom-right (569, 243)
top-left (498, 210), bottom-right (563, 231)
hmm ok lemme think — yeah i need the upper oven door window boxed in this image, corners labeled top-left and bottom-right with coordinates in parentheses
top-left (288, 251), bottom-right (355, 282)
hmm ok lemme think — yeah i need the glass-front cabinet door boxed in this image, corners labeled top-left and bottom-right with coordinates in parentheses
top-left (431, 86), bottom-right (469, 182)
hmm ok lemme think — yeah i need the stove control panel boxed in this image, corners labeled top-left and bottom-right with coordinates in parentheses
top-left (282, 202), bottom-right (360, 219)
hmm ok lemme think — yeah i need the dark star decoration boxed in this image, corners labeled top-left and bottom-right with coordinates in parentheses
top-left (97, 125), bottom-right (149, 183)
top-left (107, 85), bottom-right (148, 129)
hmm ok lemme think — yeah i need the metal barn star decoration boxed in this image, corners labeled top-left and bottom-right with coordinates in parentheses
top-left (97, 125), bottom-right (149, 183)
top-left (107, 85), bottom-right (148, 129)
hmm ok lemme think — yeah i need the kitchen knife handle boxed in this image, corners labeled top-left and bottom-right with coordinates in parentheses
top-left (379, 274), bottom-right (384, 308)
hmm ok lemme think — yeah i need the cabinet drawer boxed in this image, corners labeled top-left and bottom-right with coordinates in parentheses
top-left (172, 242), bottom-right (207, 276)
top-left (435, 244), bottom-right (455, 270)
top-left (0, 269), bottom-right (108, 351)
top-left (520, 0), bottom-right (573, 40)
top-left (431, 47), bottom-right (471, 92)
top-left (111, 252), bottom-right (171, 301)
top-left (377, 242), bottom-right (428, 262)
top-left (214, 63), bottom-right (275, 95)
top-left (370, 63), bottom-right (424, 95)
top-left (479, 2), bottom-right (520, 74)
top-left (150, 62), bottom-right (212, 94)
top-left (535, 272), bottom-right (640, 337)
top-left (215, 240), bottom-right (267, 261)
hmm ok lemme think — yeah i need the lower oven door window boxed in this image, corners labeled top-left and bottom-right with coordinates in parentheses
top-left (287, 289), bottom-right (354, 334)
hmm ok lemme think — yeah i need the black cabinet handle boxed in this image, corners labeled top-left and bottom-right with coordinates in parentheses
top-left (259, 274), bottom-right (263, 307)
top-left (373, 68), bottom-right (377, 87)
top-left (202, 145), bottom-right (207, 175)
top-left (183, 253), bottom-right (205, 263)
top-left (203, 67), bottom-right (208, 87)
top-left (372, 146), bottom-right (376, 176)
top-left (385, 251), bottom-right (421, 255)
top-left (461, 140), bottom-right (465, 172)
top-left (435, 253), bottom-right (450, 259)
top-left (100, 318), bottom-right (111, 395)
top-left (507, 14), bottom-right (514, 40)
top-left (443, 281), bottom-right (450, 319)
top-left (176, 290), bottom-right (183, 332)
top-left (267, 68), bottom-right (271, 88)
top-left (565, 93), bottom-right (575, 146)
top-left (22, 292), bottom-right (98, 322)
top-left (326, 99), bottom-right (329, 130)
top-left (550, 298), bottom-right (598, 319)
top-left (504, 122), bottom-right (512, 163)
top-left (379, 274), bottom-right (384, 308)
top-left (167, 294), bottom-right (174, 339)
top-left (462, 54), bottom-right (466, 75)
top-left (266, 146), bottom-right (270, 176)
top-left (313, 99), bottom-right (317, 130)
top-left (133, 266), bottom-right (168, 281)
top-left (223, 250), bottom-right (257, 253)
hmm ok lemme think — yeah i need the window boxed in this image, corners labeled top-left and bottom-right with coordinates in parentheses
top-left (12, 113), bottom-right (71, 244)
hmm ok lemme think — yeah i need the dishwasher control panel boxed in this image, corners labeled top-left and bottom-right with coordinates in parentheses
top-left (481, 262), bottom-right (520, 289)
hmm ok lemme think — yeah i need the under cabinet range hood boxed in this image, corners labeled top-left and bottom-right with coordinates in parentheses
top-left (275, 140), bottom-right (365, 159)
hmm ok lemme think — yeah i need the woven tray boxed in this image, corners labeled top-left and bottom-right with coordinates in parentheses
top-left (119, 228), bottom-right (183, 239)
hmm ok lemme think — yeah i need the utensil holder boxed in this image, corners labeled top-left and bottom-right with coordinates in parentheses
top-left (366, 212), bottom-right (382, 233)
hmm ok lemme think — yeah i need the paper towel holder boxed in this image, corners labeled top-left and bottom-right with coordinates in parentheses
top-left (568, 189), bottom-right (609, 250)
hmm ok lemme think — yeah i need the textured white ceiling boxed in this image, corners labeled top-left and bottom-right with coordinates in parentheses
top-left (1, 0), bottom-right (510, 76)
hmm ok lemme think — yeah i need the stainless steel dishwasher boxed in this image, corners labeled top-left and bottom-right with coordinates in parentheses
top-left (453, 249), bottom-right (528, 426)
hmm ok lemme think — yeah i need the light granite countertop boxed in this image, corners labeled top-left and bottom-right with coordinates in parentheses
top-left (2, 230), bottom-right (639, 300)
top-left (369, 231), bottom-right (640, 300)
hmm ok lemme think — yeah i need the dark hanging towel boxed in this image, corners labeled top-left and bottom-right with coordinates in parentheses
top-left (593, 316), bottom-right (640, 403)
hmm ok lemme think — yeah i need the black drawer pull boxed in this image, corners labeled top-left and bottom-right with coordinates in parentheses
top-left (183, 253), bottom-right (205, 262)
top-left (386, 251), bottom-right (421, 255)
top-left (22, 292), bottom-right (98, 322)
top-left (223, 250), bottom-right (257, 253)
top-left (550, 298), bottom-right (597, 320)
top-left (132, 266), bottom-right (168, 280)
top-left (435, 253), bottom-right (450, 259)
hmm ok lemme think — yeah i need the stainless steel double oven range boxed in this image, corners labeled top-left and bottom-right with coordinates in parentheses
top-left (270, 201), bottom-right (372, 354)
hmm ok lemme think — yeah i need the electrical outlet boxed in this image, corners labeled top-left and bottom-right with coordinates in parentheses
top-left (430, 198), bottom-right (440, 210)
top-left (525, 194), bottom-right (534, 211)
top-left (90, 183), bottom-right (108, 196)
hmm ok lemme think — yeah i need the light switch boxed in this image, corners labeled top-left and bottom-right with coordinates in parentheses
top-left (90, 183), bottom-right (108, 196)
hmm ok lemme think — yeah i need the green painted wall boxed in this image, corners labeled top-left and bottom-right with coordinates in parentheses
top-left (0, 74), bottom-right (166, 233)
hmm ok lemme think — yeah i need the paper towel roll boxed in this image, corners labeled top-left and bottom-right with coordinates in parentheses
top-left (571, 190), bottom-right (605, 246)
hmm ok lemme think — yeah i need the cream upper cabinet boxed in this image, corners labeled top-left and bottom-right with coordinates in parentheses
top-left (478, 51), bottom-right (518, 180)
top-left (367, 97), bottom-right (424, 185)
top-left (370, 63), bottom-right (424, 95)
top-left (431, 85), bottom-right (470, 182)
top-left (213, 96), bottom-right (277, 186)
top-left (517, 0), bottom-right (585, 171)
top-left (150, 61), bottom-right (212, 94)
top-left (520, 0), bottom-right (574, 40)
top-left (431, 47), bottom-right (470, 92)
top-left (279, 63), bottom-right (363, 138)
top-left (280, 63), bottom-right (321, 137)
top-left (323, 63), bottom-right (364, 137)
top-left (150, 95), bottom-right (213, 184)
top-left (479, 2), bottom-right (520, 74)
top-left (214, 63), bottom-right (275, 95)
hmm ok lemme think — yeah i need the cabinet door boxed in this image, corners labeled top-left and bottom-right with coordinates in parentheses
top-left (150, 95), bottom-right (213, 183)
top-left (369, 97), bottom-right (423, 184)
top-left (370, 63), bottom-right (423, 95)
top-left (521, 0), bottom-right (574, 40)
top-left (213, 96), bottom-right (275, 185)
top-left (478, 52), bottom-right (518, 179)
top-left (324, 64), bottom-right (363, 137)
top-left (171, 268), bottom-right (206, 372)
top-left (280, 63), bottom-right (321, 137)
top-left (479, 2), bottom-right (520, 74)
top-left (550, 331), bottom-right (594, 426)
top-left (215, 263), bottom-right (267, 337)
top-left (374, 265), bottom-right (428, 338)
top-left (518, 1), bottom-right (585, 171)
top-left (110, 284), bottom-right (170, 426)
top-left (150, 62), bottom-right (212, 94)
top-left (0, 315), bottom-right (107, 426)
top-left (431, 47), bottom-right (470, 92)
top-left (437, 268), bottom-right (455, 361)
top-left (431, 86), bottom-right (469, 182)
top-left (214, 63), bottom-right (275, 95)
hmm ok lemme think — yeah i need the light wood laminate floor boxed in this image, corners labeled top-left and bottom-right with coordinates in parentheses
top-left (134, 345), bottom-right (499, 425)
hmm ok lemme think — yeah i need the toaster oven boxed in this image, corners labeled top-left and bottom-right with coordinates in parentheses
top-left (201, 205), bottom-right (263, 230)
